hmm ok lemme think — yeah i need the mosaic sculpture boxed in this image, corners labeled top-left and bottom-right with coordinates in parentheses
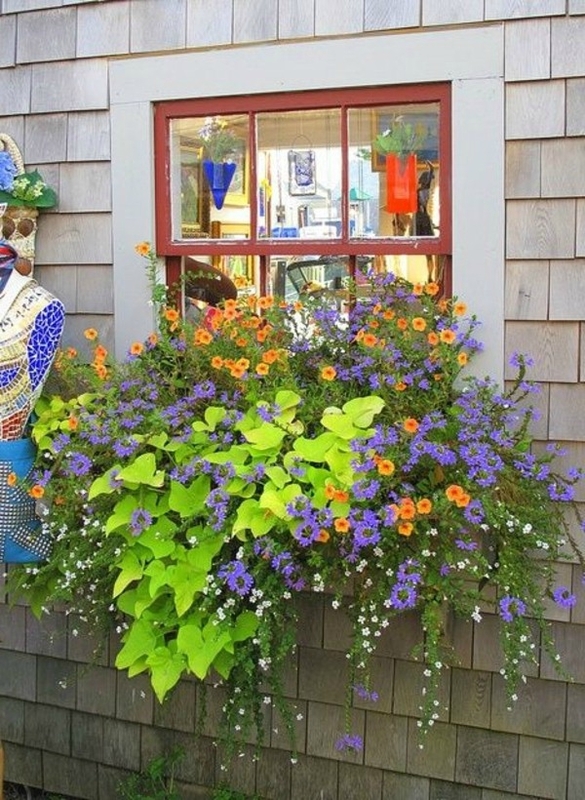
top-left (0, 242), bottom-right (64, 563)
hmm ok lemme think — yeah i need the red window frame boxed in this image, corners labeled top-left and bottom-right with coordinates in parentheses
top-left (153, 83), bottom-right (451, 294)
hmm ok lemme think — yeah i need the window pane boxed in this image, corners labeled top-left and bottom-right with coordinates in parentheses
top-left (348, 103), bottom-right (440, 240)
top-left (256, 109), bottom-right (342, 239)
top-left (169, 114), bottom-right (250, 241)
top-left (268, 253), bottom-right (444, 302)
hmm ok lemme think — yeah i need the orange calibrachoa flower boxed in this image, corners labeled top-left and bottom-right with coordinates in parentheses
top-left (235, 337), bottom-right (248, 347)
top-left (416, 498), bottom-right (433, 514)
top-left (29, 485), bottom-right (45, 499)
top-left (316, 529), bottom-right (330, 543)
top-left (333, 489), bottom-right (349, 503)
top-left (94, 364), bottom-right (108, 380)
top-left (377, 459), bottom-right (395, 477)
top-left (134, 241), bottom-right (150, 257)
top-left (445, 484), bottom-right (464, 502)
top-left (397, 499), bottom-right (416, 520)
top-left (223, 306), bottom-right (239, 322)
top-left (412, 282), bottom-right (424, 296)
top-left (129, 342), bottom-right (143, 357)
top-left (362, 333), bottom-right (378, 347)
top-left (321, 366), bottom-right (337, 381)
top-left (194, 329), bottom-right (213, 346)
top-left (164, 307), bottom-right (180, 323)
top-left (425, 282), bottom-right (440, 296)
top-left (412, 317), bottom-right (427, 332)
top-left (439, 329), bottom-right (456, 344)
top-left (334, 518), bottom-right (350, 534)
top-left (404, 418), bottom-right (419, 433)
top-left (7, 472), bottom-right (17, 487)
top-left (237, 358), bottom-right (250, 370)
top-left (147, 333), bottom-right (158, 347)
top-left (383, 309), bottom-right (395, 321)
top-left (396, 318), bottom-right (408, 331)
top-left (230, 364), bottom-right (247, 379)
top-left (394, 381), bottom-right (407, 392)
top-left (457, 352), bottom-right (468, 366)
top-left (84, 328), bottom-right (98, 341)
top-left (68, 416), bottom-right (79, 431)
top-left (262, 349), bottom-right (279, 365)
top-left (324, 484), bottom-right (337, 500)
top-left (256, 326), bottom-right (272, 344)
top-left (211, 356), bottom-right (224, 369)
top-left (66, 347), bottom-right (77, 359)
top-left (398, 522), bottom-right (414, 537)
top-left (257, 295), bottom-right (274, 310)
top-left (256, 363), bottom-right (269, 376)
top-left (455, 492), bottom-right (471, 508)
top-left (454, 301), bottom-right (467, 316)
top-left (427, 331), bottom-right (439, 346)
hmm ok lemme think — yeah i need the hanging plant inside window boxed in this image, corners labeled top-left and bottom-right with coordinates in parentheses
top-left (373, 116), bottom-right (426, 214)
top-left (196, 117), bottom-right (240, 210)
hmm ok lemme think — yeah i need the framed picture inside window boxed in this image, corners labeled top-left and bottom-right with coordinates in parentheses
top-left (211, 221), bottom-right (253, 279)
top-left (288, 149), bottom-right (316, 195)
top-left (179, 138), bottom-right (210, 237)
top-left (225, 140), bottom-right (249, 206)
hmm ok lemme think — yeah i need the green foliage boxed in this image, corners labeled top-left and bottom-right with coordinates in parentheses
top-left (211, 787), bottom-right (261, 800)
top-left (10, 243), bottom-right (585, 763)
top-left (117, 748), bottom-right (183, 800)
top-left (372, 115), bottom-right (426, 158)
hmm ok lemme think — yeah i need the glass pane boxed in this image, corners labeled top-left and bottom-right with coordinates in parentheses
top-left (268, 253), bottom-right (443, 302)
top-left (347, 103), bottom-right (440, 240)
top-left (256, 109), bottom-right (342, 239)
top-left (170, 114), bottom-right (250, 241)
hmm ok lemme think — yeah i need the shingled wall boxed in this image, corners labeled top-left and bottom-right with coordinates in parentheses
top-left (1, 1), bottom-right (585, 798)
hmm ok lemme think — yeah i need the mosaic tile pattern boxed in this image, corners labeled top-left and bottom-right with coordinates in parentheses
top-left (0, 279), bottom-right (65, 441)
top-left (0, 273), bottom-right (64, 562)
top-left (0, 438), bottom-right (52, 562)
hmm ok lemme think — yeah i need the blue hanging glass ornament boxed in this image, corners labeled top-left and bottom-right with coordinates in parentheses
top-left (202, 160), bottom-right (237, 210)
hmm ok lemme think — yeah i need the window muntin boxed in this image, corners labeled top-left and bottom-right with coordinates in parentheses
top-left (156, 85), bottom-right (450, 297)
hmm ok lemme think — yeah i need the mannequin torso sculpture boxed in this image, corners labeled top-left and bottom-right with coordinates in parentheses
top-left (0, 243), bottom-right (65, 562)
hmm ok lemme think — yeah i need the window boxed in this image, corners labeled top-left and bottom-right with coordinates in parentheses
top-left (154, 84), bottom-right (451, 308)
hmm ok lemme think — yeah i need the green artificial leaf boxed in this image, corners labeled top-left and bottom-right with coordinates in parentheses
top-left (259, 482), bottom-right (302, 519)
top-left (176, 622), bottom-right (231, 679)
top-left (191, 406), bottom-right (226, 432)
top-left (113, 551), bottom-right (144, 597)
top-left (168, 474), bottom-right (210, 518)
top-left (185, 534), bottom-right (224, 572)
top-left (212, 649), bottom-right (235, 679)
top-left (146, 645), bottom-right (186, 702)
top-left (147, 431), bottom-right (169, 448)
top-left (342, 396), bottom-right (386, 427)
top-left (231, 610), bottom-right (259, 643)
top-left (166, 563), bottom-right (207, 616)
top-left (144, 560), bottom-right (169, 597)
top-left (116, 618), bottom-right (159, 670)
top-left (88, 466), bottom-right (122, 499)
top-left (133, 515), bottom-right (177, 558)
top-left (117, 452), bottom-right (165, 487)
top-left (242, 423), bottom-right (286, 450)
top-left (232, 497), bottom-right (276, 538)
top-left (292, 432), bottom-right (337, 462)
top-left (265, 466), bottom-right (290, 488)
top-left (275, 389), bottom-right (302, 411)
top-left (324, 447), bottom-right (355, 484)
